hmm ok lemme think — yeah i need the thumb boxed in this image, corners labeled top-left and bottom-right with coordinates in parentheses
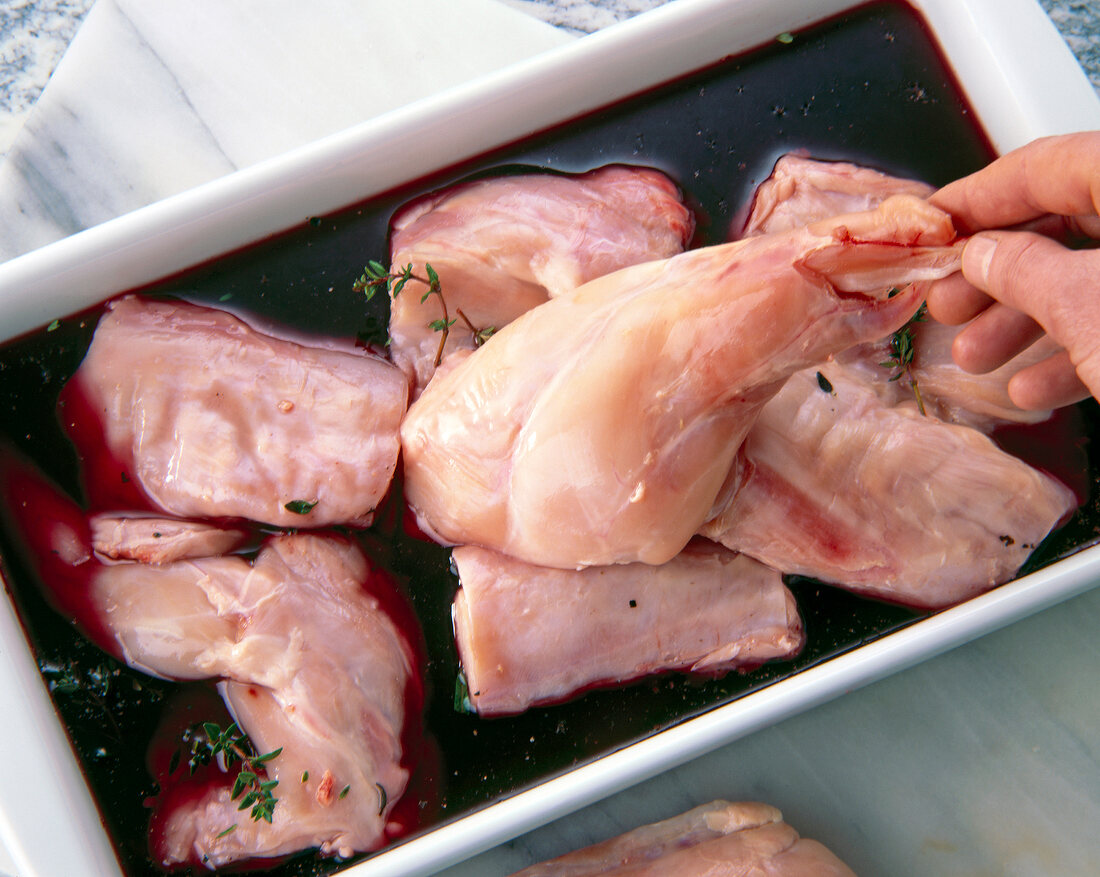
top-left (960, 231), bottom-right (1100, 399)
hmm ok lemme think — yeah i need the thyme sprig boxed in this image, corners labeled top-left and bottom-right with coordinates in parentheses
top-left (353, 261), bottom-right (495, 365)
top-left (187, 722), bottom-right (282, 824)
top-left (881, 297), bottom-right (927, 415)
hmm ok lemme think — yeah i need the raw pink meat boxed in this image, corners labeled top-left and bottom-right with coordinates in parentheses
top-left (699, 366), bottom-right (1076, 608)
top-left (387, 165), bottom-right (693, 394)
top-left (62, 295), bottom-right (407, 528)
top-left (402, 195), bottom-right (962, 569)
top-left (89, 513), bottom-right (248, 564)
top-left (740, 153), bottom-right (933, 237)
top-left (742, 153), bottom-right (1055, 430)
top-left (0, 458), bottom-right (424, 868)
top-left (452, 541), bottom-right (802, 715)
top-left (509, 800), bottom-right (856, 876)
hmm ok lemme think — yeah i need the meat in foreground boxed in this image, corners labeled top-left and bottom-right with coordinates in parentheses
top-left (63, 295), bottom-right (408, 528)
top-left (452, 541), bottom-right (803, 715)
top-left (402, 195), bottom-right (962, 569)
top-left (509, 800), bottom-right (856, 876)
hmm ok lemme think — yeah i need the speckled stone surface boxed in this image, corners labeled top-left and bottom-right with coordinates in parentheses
top-left (1041, 0), bottom-right (1100, 92)
top-left (0, 3), bottom-right (1097, 877)
top-left (0, 0), bottom-right (1095, 161)
top-left (0, 0), bottom-right (93, 154)
top-left (498, 0), bottom-right (668, 34)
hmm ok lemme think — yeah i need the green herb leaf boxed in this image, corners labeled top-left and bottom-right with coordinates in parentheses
top-left (185, 721), bottom-right (281, 824)
top-left (284, 499), bottom-right (318, 515)
top-left (881, 302), bottom-right (928, 414)
top-left (454, 669), bottom-right (474, 714)
top-left (353, 258), bottom-right (490, 367)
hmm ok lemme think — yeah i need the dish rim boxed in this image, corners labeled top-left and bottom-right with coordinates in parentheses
top-left (0, 0), bottom-right (1098, 874)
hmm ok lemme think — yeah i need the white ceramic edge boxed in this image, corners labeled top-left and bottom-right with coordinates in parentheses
top-left (0, 0), bottom-right (1097, 874)
top-left (0, 579), bottom-right (121, 876)
top-left (345, 543), bottom-right (1100, 877)
top-left (917, 0), bottom-right (1100, 149)
top-left (0, 0), bottom-right (853, 344)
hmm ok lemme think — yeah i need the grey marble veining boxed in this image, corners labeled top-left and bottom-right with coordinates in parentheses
top-left (499, 0), bottom-right (670, 35)
top-left (0, 0), bottom-right (1095, 265)
top-left (0, 0), bottom-right (573, 263)
top-left (0, 3), bottom-right (1098, 877)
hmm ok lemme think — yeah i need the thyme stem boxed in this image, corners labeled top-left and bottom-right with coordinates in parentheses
top-left (187, 722), bottom-right (282, 824)
top-left (354, 261), bottom-right (493, 364)
top-left (880, 299), bottom-right (928, 415)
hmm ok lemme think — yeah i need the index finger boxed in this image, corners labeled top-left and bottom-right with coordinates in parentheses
top-left (929, 132), bottom-right (1100, 234)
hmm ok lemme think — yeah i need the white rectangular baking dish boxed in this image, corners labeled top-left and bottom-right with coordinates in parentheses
top-left (0, 0), bottom-right (1097, 875)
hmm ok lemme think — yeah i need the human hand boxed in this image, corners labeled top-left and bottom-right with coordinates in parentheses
top-left (925, 132), bottom-right (1100, 410)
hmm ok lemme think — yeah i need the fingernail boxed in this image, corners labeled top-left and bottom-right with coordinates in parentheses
top-left (962, 234), bottom-right (997, 289)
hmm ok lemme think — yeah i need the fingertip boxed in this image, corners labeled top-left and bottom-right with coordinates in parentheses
top-left (1007, 352), bottom-right (1092, 410)
top-left (950, 324), bottom-right (988, 374)
top-left (950, 304), bottom-right (1045, 375)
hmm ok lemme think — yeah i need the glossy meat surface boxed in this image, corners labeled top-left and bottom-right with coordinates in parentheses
top-left (90, 513), bottom-right (248, 564)
top-left (741, 153), bottom-right (933, 237)
top-left (452, 541), bottom-right (802, 715)
top-left (743, 154), bottom-right (1054, 430)
top-left (510, 800), bottom-right (856, 876)
top-left (402, 196), bottom-right (961, 568)
top-left (388, 165), bottom-right (693, 394)
top-left (700, 366), bottom-right (1076, 608)
top-left (135, 535), bottom-right (421, 867)
top-left (64, 295), bottom-right (407, 528)
top-left (1, 461), bottom-right (423, 868)
top-left (907, 319), bottom-right (1058, 430)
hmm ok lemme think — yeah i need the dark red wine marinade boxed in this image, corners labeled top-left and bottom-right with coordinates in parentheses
top-left (0, 3), bottom-right (1096, 875)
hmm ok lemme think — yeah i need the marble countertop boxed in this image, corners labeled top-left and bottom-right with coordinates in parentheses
top-left (0, 2), bottom-right (1098, 876)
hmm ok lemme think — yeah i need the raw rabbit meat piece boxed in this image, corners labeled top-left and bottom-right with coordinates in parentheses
top-left (0, 459), bottom-right (424, 868)
top-left (89, 513), bottom-right (249, 564)
top-left (402, 195), bottom-right (962, 569)
top-left (904, 319), bottom-right (1058, 430)
top-left (742, 153), bottom-right (1055, 430)
top-left (740, 153), bottom-right (933, 237)
top-left (699, 366), bottom-right (1077, 608)
top-left (823, 325), bottom-right (1058, 433)
top-left (62, 295), bottom-right (407, 529)
top-left (145, 528), bottom-right (425, 868)
top-left (452, 541), bottom-right (802, 716)
top-left (387, 165), bottom-right (693, 393)
top-left (509, 800), bottom-right (856, 876)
